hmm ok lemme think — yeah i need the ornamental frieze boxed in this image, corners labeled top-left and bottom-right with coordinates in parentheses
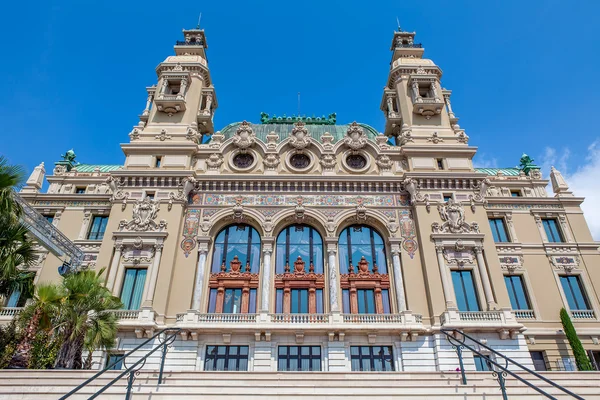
top-left (195, 193), bottom-right (398, 207)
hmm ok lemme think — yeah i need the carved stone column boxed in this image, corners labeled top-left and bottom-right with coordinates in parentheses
top-left (474, 246), bottom-right (496, 310)
top-left (215, 287), bottom-right (225, 313)
top-left (391, 245), bottom-right (407, 312)
top-left (143, 93), bottom-right (153, 116)
top-left (260, 242), bottom-right (273, 312)
top-left (327, 242), bottom-right (340, 312)
top-left (436, 245), bottom-right (456, 309)
top-left (178, 77), bottom-right (188, 99)
top-left (107, 244), bottom-right (123, 292)
top-left (78, 211), bottom-right (92, 240)
top-left (191, 242), bottom-right (209, 310)
top-left (443, 92), bottom-right (455, 119)
top-left (143, 242), bottom-right (164, 307)
top-left (205, 94), bottom-right (213, 113)
top-left (386, 96), bottom-right (394, 116)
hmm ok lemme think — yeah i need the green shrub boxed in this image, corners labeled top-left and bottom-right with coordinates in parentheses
top-left (560, 308), bottom-right (593, 371)
top-left (29, 331), bottom-right (61, 369)
top-left (0, 321), bottom-right (21, 368)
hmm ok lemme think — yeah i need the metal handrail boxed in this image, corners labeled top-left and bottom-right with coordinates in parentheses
top-left (59, 327), bottom-right (181, 399)
top-left (441, 328), bottom-right (585, 400)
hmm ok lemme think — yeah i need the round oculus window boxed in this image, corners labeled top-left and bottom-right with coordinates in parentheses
top-left (233, 153), bottom-right (254, 169)
top-left (290, 153), bottom-right (311, 170)
top-left (346, 154), bottom-right (367, 169)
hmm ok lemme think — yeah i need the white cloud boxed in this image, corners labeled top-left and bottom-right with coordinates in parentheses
top-left (539, 141), bottom-right (600, 240)
top-left (473, 153), bottom-right (499, 169)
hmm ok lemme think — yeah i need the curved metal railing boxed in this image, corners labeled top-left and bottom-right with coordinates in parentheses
top-left (441, 328), bottom-right (585, 400)
top-left (59, 327), bottom-right (181, 400)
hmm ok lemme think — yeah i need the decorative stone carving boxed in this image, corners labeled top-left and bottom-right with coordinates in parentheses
top-left (106, 176), bottom-right (129, 210)
top-left (294, 196), bottom-right (305, 221)
top-left (154, 129), bottom-right (172, 141)
top-left (129, 127), bottom-right (141, 141)
top-left (263, 154), bottom-right (280, 170)
top-left (232, 121), bottom-right (255, 151)
top-left (53, 165), bottom-right (67, 175)
top-left (266, 131), bottom-right (279, 150)
top-left (356, 198), bottom-right (367, 221)
top-left (320, 154), bottom-right (336, 171)
top-left (550, 166), bottom-right (571, 195)
top-left (133, 236), bottom-right (144, 250)
top-left (209, 131), bottom-right (224, 148)
top-left (186, 124), bottom-right (200, 143)
top-left (432, 199), bottom-right (480, 234)
top-left (499, 256), bottom-right (523, 273)
top-left (550, 255), bottom-right (580, 273)
top-left (207, 154), bottom-right (224, 170)
top-left (321, 131), bottom-right (334, 151)
top-left (119, 197), bottom-right (166, 232)
top-left (344, 122), bottom-right (367, 150)
top-left (398, 124), bottom-right (414, 145)
top-left (375, 135), bottom-right (390, 150)
top-left (427, 132), bottom-right (444, 144)
top-left (289, 121), bottom-right (311, 150)
top-left (232, 196), bottom-right (244, 221)
top-left (376, 155), bottom-right (393, 172)
top-left (456, 131), bottom-right (469, 144)
top-left (403, 177), bottom-right (428, 206)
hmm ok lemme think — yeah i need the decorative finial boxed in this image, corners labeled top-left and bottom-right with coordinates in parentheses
top-left (550, 166), bottom-right (573, 197)
top-left (197, 12), bottom-right (202, 29)
top-left (396, 17), bottom-right (401, 31)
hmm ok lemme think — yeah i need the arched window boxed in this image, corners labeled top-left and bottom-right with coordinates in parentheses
top-left (211, 224), bottom-right (261, 273)
top-left (338, 225), bottom-right (391, 314)
top-left (207, 224), bottom-right (261, 314)
top-left (274, 225), bottom-right (325, 314)
top-left (339, 225), bottom-right (387, 274)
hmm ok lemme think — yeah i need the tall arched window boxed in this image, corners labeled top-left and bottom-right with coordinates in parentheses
top-left (274, 225), bottom-right (325, 314)
top-left (208, 224), bottom-right (261, 314)
top-left (338, 225), bottom-right (391, 314)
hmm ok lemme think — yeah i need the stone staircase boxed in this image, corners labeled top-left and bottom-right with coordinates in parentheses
top-left (0, 370), bottom-right (598, 399)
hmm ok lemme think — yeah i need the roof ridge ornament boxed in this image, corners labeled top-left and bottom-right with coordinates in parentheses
top-left (260, 112), bottom-right (336, 125)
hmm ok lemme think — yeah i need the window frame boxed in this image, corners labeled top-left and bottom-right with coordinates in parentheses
top-left (451, 269), bottom-right (481, 312)
top-left (542, 218), bottom-right (564, 243)
top-left (504, 274), bottom-right (532, 311)
top-left (489, 217), bottom-right (510, 243)
top-left (120, 267), bottom-right (147, 310)
top-left (204, 345), bottom-right (249, 371)
top-left (277, 346), bottom-right (322, 372)
top-left (350, 346), bottom-right (395, 372)
top-left (559, 275), bottom-right (591, 311)
top-left (87, 215), bottom-right (109, 241)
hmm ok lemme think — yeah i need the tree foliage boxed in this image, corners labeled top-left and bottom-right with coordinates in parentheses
top-left (560, 307), bottom-right (593, 371)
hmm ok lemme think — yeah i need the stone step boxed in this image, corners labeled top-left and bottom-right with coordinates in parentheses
top-left (0, 371), bottom-right (597, 399)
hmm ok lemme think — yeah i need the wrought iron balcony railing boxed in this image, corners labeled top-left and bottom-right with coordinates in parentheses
top-left (395, 43), bottom-right (423, 48)
top-left (175, 40), bottom-right (204, 46)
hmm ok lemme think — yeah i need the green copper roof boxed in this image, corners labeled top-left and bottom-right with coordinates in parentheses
top-left (218, 121), bottom-right (380, 143)
top-left (73, 164), bottom-right (123, 173)
top-left (475, 167), bottom-right (521, 176)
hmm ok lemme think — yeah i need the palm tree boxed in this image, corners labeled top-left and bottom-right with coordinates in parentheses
top-left (10, 283), bottom-right (63, 368)
top-left (0, 156), bottom-right (35, 298)
top-left (0, 155), bottom-right (25, 215)
top-left (83, 311), bottom-right (119, 369)
top-left (54, 268), bottom-right (122, 369)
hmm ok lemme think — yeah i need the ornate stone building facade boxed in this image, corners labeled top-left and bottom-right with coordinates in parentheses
top-left (8, 26), bottom-right (600, 374)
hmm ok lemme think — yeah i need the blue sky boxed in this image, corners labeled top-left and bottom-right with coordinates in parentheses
top-left (2, 1), bottom-right (600, 233)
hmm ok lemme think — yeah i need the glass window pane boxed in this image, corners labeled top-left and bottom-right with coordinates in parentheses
top-left (249, 289), bottom-right (257, 313)
top-left (208, 288), bottom-right (218, 313)
top-left (300, 289), bottom-right (308, 313)
top-left (276, 289), bottom-right (283, 313)
top-left (342, 289), bottom-right (350, 314)
top-left (461, 271), bottom-right (480, 311)
top-left (316, 289), bottom-right (324, 314)
top-left (561, 276), bottom-right (578, 310)
top-left (381, 289), bottom-right (391, 314)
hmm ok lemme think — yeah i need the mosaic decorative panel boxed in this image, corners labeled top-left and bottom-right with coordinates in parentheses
top-left (486, 203), bottom-right (563, 210)
top-left (180, 209), bottom-right (201, 257)
top-left (396, 194), bottom-right (410, 206)
top-left (399, 210), bottom-right (418, 259)
top-left (201, 194), bottom-right (397, 207)
top-left (201, 208), bottom-right (219, 218)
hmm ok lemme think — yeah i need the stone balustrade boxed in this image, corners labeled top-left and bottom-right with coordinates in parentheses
top-left (514, 310), bottom-right (536, 319)
top-left (439, 308), bottom-right (523, 339)
top-left (0, 307), bottom-right (23, 321)
top-left (571, 310), bottom-right (596, 319)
